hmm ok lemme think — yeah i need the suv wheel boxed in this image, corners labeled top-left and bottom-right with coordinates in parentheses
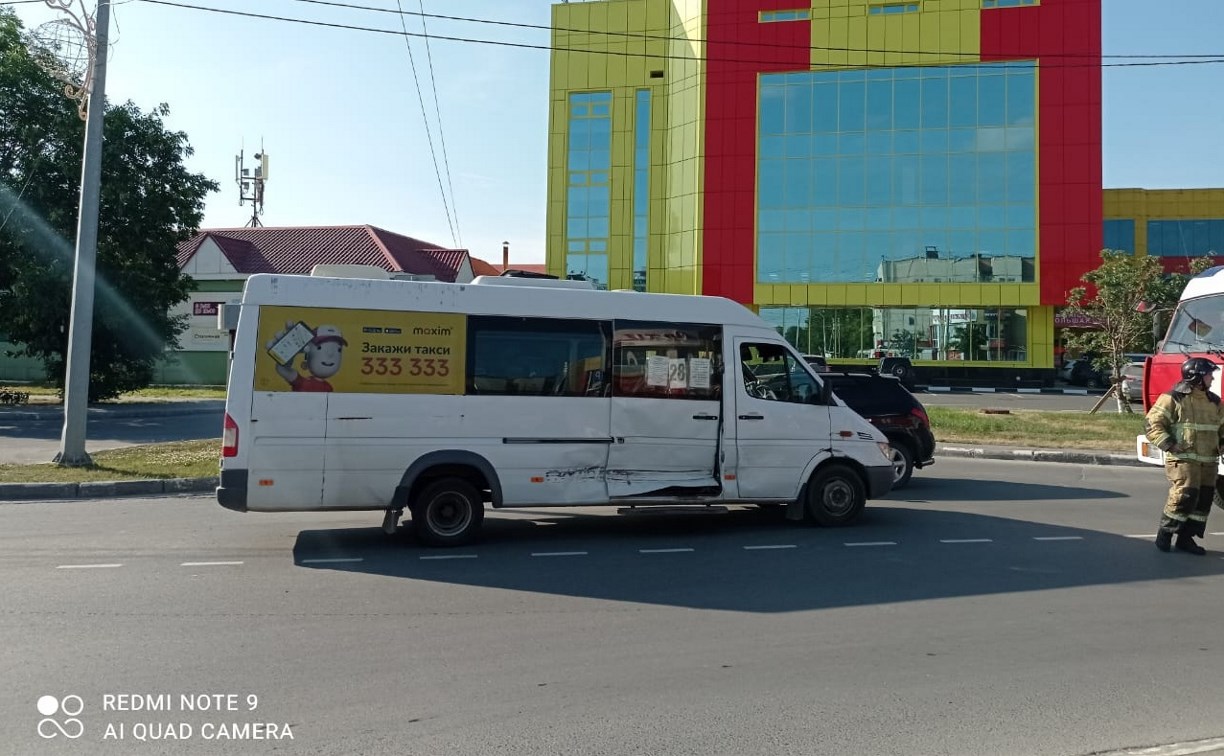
top-left (888, 441), bottom-right (915, 488)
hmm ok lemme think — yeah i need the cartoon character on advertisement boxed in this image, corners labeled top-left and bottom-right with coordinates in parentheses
top-left (266, 321), bottom-right (347, 392)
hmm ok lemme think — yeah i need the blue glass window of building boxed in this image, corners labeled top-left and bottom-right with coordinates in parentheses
top-left (632, 90), bottom-right (651, 292)
top-left (1102, 219), bottom-right (1135, 253)
top-left (983, 0), bottom-right (1036, 8)
top-left (760, 9), bottom-right (810, 22)
top-left (760, 306), bottom-right (1030, 363)
top-left (868, 3), bottom-right (919, 15)
top-left (757, 62), bottom-right (1037, 285)
top-left (566, 92), bottom-right (613, 290)
top-left (1146, 220), bottom-right (1224, 257)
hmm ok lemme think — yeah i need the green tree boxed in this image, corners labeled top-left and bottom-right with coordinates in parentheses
top-left (950, 322), bottom-right (989, 362)
top-left (1062, 250), bottom-right (1192, 413)
top-left (0, 10), bottom-right (217, 400)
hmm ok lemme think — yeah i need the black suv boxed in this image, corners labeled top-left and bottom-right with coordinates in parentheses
top-left (816, 369), bottom-right (935, 488)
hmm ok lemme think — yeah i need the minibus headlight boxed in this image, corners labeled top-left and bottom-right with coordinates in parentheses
top-left (877, 442), bottom-right (893, 460)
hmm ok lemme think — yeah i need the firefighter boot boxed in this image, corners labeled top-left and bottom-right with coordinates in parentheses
top-left (1175, 534), bottom-right (1207, 555)
top-left (1155, 530), bottom-right (1173, 552)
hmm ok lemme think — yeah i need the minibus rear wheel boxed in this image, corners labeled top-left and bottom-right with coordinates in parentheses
top-left (411, 477), bottom-right (485, 547)
top-left (805, 465), bottom-right (866, 526)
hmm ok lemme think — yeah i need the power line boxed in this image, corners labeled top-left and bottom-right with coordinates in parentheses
top-left (280, 0), bottom-right (1224, 62)
top-left (134, 0), bottom-right (1224, 70)
top-left (418, 0), bottom-right (460, 249)
top-left (392, 0), bottom-right (457, 247)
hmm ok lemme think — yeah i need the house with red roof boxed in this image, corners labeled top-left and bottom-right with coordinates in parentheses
top-left (168, 225), bottom-right (474, 384)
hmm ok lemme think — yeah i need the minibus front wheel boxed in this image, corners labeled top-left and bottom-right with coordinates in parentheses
top-left (410, 478), bottom-right (486, 547)
top-left (805, 464), bottom-right (866, 526)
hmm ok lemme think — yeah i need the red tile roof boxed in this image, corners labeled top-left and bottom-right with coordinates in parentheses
top-left (469, 257), bottom-right (503, 277)
top-left (176, 225), bottom-right (469, 282)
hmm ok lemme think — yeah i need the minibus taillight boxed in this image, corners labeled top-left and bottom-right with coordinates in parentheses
top-left (222, 413), bottom-right (239, 458)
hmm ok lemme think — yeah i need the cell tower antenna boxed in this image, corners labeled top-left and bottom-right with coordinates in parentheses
top-left (235, 141), bottom-right (269, 227)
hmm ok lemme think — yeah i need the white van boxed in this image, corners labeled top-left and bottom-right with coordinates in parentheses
top-left (217, 273), bottom-right (895, 545)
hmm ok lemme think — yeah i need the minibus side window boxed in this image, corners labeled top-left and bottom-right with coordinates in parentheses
top-left (466, 316), bottom-right (611, 397)
top-left (612, 321), bottom-right (722, 400)
top-left (739, 343), bottom-right (823, 404)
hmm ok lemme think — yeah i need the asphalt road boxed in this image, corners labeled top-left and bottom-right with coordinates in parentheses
top-left (2, 458), bottom-right (1223, 755)
top-left (918, 390), bottom-right (1129, 412)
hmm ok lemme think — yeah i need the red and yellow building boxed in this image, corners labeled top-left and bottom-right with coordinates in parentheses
top-left (547, 0), bottom-right (1102, 381)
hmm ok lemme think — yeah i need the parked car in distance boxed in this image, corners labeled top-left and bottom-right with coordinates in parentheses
top-left (1064, 353), bottom-right (1150, 388)
top-left (1121, 361), bottom-right (1144, 402)
top-left (802, 354), bottom-right (829, 372)
top-left (817, 370), bottom-right (935, 488)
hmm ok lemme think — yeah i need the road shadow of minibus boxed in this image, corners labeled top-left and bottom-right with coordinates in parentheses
top-left (290, 517), bottom-right (1222, 615)
top-left (879, 474), bottom-right (1123, 503)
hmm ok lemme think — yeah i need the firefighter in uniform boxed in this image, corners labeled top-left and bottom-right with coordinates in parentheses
top-left (1145, 357), bottom-right (1224, 555)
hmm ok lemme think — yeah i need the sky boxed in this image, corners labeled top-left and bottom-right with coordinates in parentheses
top-left (6, 0), bottom-right (1224, 266)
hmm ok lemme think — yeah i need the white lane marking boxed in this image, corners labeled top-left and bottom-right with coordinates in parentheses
top-left (1125, 534), bottom-right (1158, 539)
top-left (1210, 532), bottom-right (1224, 536)
top-left (1033, 536), bottom-right (1084, 541)
top-left (940, 538), bottom-right (993, 544)
top-left (181, 561), bottom-right (244, 567)
top-left (420, 554), bottom-right (478, 560)
top-left (531, 551), bottom-right (588, 557)
top-left (56, 563), bottom-right (122, 570)
top-left (845, 541), bottom-right (897, 547)
top-left (640, 548), bottom-right (694, 554)
top-left (743, 544), bottom-right (798, 550)
top-left (299, 558), bottom-right (365, 564)
top-left (1088, 735), bottom-right (1224, 756)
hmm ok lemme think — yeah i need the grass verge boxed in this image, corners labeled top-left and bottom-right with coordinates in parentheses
top-left (4, 385), bottom-right (226, 405)
top-left (929, 406), bottom-right (1144, 452)
top-left (0, 440), bottom-right (219, 483)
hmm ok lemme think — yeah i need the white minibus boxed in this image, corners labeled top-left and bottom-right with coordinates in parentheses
top-left (217, 273), bottom-right (895, 545)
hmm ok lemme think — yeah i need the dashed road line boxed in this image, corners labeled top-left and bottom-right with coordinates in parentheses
top-left (743, 544), bottom-right (798, 550)
top-left (1033, 536), bottom-right (1084, 541)
top-left (420, 554), bottom-right (478, 560)
top-left (531, 551), bottom-right (588, 557)
top-left (181, 561), bottom-right (244, 567)
top-left (56, 563), bottom-right (122, 570)
top-left (940, 538), bottom-right (993, 544)
top-left (299, 558), bottom-right (365, 564)
top-left (640, 548), bottom-right (695, 554)
top-left (844, 541), bottom-right (897, 547)
top-left (1125, 534), bottom-right (1155, 539)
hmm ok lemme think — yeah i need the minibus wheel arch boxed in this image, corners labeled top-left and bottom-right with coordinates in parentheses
top-left (393, 451), bottom-right (503, 512)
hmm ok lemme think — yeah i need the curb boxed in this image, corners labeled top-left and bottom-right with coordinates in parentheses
top-left (938, 446), bottom-right (1147, 467)
top-left (0, 476), bottom-right (217, 502)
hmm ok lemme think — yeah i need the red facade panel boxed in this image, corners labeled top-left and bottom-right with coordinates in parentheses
top-left (982, 1), bottom-right (1102, 305)
top-left (702, 0), bottom-right (810, 303)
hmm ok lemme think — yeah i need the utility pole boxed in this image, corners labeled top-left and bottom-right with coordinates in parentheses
top-left (47, 0), bottom-right (111, 466)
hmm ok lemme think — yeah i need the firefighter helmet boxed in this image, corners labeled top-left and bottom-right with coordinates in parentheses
top-left (1181, 357), bottom-right (1216, 384)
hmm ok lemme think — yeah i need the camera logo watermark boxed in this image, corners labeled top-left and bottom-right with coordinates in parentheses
top-left (37, 695), bottom-right (84, 739)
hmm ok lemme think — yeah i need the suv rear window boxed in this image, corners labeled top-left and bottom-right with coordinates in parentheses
top-left (825, 374), bottom-right (913, 415)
